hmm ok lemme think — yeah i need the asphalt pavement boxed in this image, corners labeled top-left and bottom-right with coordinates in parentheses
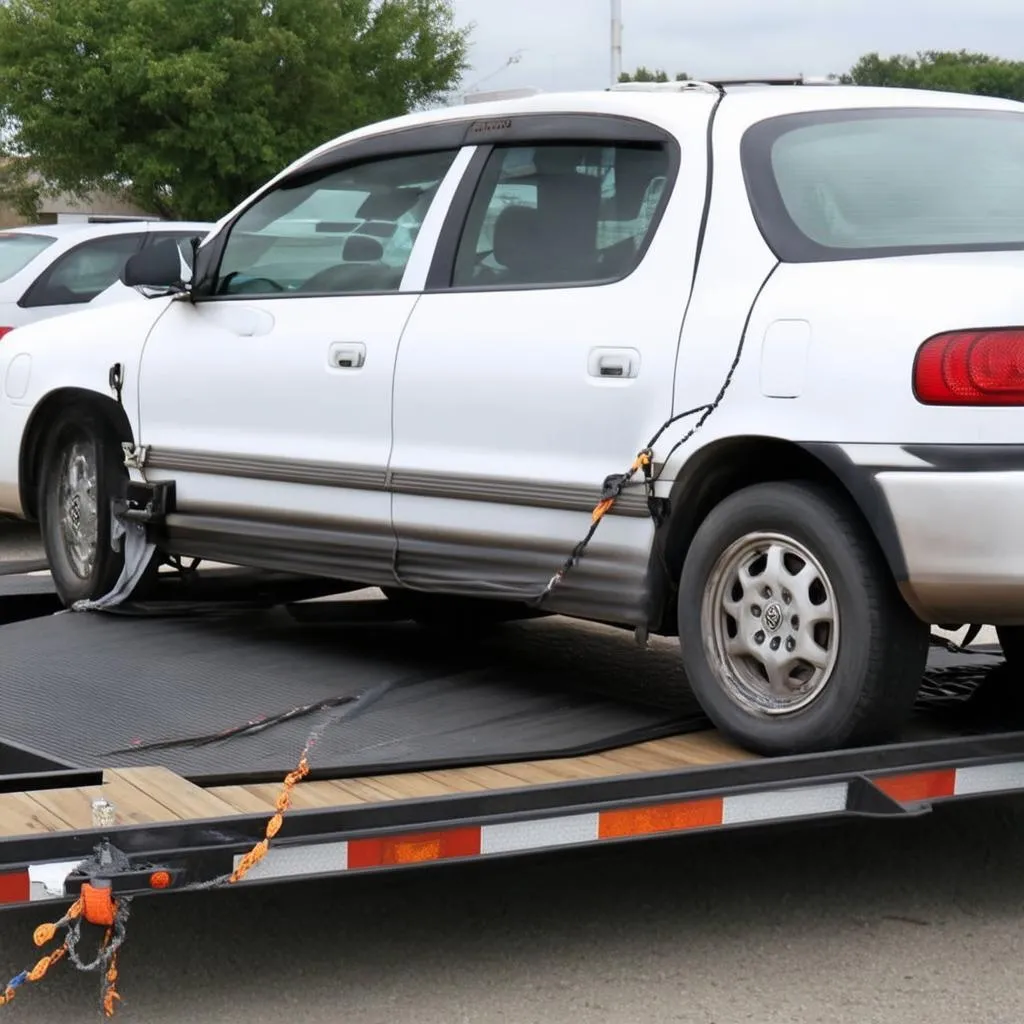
top-left (1, 519), bottom-right (1023, 1024)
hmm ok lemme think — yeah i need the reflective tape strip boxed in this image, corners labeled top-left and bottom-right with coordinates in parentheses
top-left (875, 760), bottom-right (1024, 805)
top-left (954, 761), bottom-right (1024, 796)
top-left (224, 782), bottom-right (858, 884)
top-left (481, 813), bottom-right (598, 854)
top-left (722, 783), bottom-right (848, 823)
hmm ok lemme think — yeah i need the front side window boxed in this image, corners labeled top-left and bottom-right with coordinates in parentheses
top-left (215, 149), bottom-right (459, 297)
top-left (743, 108), bottom-right (1024, 261)
top-left (21, 234), bottom-right (143, 307)
top-left (451, 141), bottom-right (672, 289)
top-left (0, 232), bottom-right (55, 283)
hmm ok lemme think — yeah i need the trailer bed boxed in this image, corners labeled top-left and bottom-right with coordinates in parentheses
top-left (0, 562), bottom-right (1021, 909)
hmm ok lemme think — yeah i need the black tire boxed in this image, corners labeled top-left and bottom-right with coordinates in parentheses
top-left (677, 480), bottom-right (929, 756)
top-left (38, 410), bottom-right (141, 607)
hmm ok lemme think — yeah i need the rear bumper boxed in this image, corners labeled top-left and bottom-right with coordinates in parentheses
top-left (802, 443), bottom-right (1024, 625)
top-left (879, 465), bottom-right (1024, 623)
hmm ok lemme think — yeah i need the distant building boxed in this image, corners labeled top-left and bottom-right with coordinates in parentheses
top-left (0, 158), bottom-right (153, 227)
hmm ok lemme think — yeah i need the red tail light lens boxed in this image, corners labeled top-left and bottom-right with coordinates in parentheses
top-left (914, 329), bottom-right (1024, 405)
top-left (0, 327), bottom-right (12, 341)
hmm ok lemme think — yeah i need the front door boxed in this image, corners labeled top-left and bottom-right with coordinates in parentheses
top-left (389, 118), bottom-right (708, 624)
top-left (135, 147), bottom-right (466, 585)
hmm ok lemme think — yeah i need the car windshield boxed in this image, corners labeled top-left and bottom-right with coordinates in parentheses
top-left (745, 109), bottom-right (1024, 258)
top-left (0, 232), bottom-right (56, 282)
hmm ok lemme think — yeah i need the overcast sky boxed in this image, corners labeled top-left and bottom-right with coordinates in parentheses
top-left (452, 0), bottom-right (1024, 94)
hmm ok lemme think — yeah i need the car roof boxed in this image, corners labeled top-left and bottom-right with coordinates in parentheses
top-left (300, 83), bottom-right (1024, 162)
top-left (0, 220), bottom-right (212, 240)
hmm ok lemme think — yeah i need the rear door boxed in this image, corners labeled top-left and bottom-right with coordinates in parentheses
top-left (388, 112), bottom-right (709, 625)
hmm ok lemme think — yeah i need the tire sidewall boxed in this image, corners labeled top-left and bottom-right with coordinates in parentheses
top-left (38, 413), bottom-right (125, 605)
top-left (678, 484), bottom-right (881, 753)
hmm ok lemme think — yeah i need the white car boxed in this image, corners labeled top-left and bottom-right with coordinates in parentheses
top-left (2, 79), bottom-right (1023, 756)
top-left (0, 220), bottom-right (212, 336)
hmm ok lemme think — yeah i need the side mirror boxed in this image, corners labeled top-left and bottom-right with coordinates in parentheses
top-left (121, 237), bottom-right (194, 293)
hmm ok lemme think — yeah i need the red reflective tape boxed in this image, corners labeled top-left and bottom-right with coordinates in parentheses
top-left (598, 798), bottom-right (724, 839)
top-left (875, 769), bottom-right (956, 804)
top-left (348, 827), bottom-right (481, 869)
top-left (0, 871), bottom-right (30, 905)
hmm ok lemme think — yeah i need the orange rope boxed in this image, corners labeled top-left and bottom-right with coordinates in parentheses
top-left (229, 752), bottom-right (311, 883)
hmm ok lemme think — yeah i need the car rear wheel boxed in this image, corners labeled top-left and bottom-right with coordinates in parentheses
top-left (677, 481), bottom-right (929, 756)
top-left (38, 411), bottom-right (151, 607)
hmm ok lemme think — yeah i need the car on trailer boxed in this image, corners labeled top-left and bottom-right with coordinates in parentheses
top-left (2, 77), bottom-right (1024, 758)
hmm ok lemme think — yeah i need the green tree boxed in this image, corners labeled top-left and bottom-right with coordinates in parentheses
top-left (618, 67), bottom-right (689, 83)
top-left (0, 0), bottom-right (471, 221)
top-left (843, 50), bottom-right (1024, 102)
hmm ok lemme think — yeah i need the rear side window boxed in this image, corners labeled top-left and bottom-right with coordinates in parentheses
top-left (0, 233), bottom-right (55, 283)
top-left (20, 233), bottom-right (144, 307)
top-left (450, 141), bottom-right (672, 289)
top-left (742, 108), bottom-right (1024, 261)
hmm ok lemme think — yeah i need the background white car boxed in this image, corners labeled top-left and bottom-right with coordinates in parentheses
top-left (0, 220), bottom-right (211, 336)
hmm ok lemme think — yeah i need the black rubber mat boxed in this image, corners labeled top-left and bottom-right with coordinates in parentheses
top-left (0, 565), bottom-right (1017, 785)
top-left (0, 596), bottom-right (708, 784)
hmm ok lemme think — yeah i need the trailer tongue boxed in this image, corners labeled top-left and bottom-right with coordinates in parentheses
top-left (0, 562), bottom-right (1021, 1016)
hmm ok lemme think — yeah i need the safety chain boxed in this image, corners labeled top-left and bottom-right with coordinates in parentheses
top-left (0, 887), bottom-right (129, 1018)
top-left (1, 744), bottom-right (312, 1017)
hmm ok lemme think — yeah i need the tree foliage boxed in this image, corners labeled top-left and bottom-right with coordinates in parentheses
top-left (0, 0), bottom-right (471, 220)
top-left (618, 67), bottom-right (689, 83)
top-left (843, 50), bottom-right (1024, 102)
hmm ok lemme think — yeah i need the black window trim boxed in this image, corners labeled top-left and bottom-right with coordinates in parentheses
top-left (17, 231), bottom-right (145, 309)
top-left (425, 114), bottom-right (682, 293)
top-left (189, 111), bottom-right (681, 302)
top-left (741, 106), bottom-right (1024, 264)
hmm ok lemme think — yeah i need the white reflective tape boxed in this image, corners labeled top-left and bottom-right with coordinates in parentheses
top-left (28, 860), bottom-right (81, 901)
top-left (480, 813), bottom-right (599, 855)
top-left (231, 841), bottom-right (349, 882)
top-left (722, 783), bottom-right (848, 825)
top-left (954, 762), bottom-right (1024, 796)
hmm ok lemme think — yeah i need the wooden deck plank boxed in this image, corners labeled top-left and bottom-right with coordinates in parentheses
top-left (110, 767), bottom-right (238, 820)
top-left (644, 733), bottom-right (756, 765)
top-left (8, 730), bottom-right (755, 836)
top-left (207, 785), bottom-right (280, 815)
top-left (28, 785), bottom-right (106, 831)
top-left (102, 770), bottom-right (187, 825)
top-left (0, 792), bottom-right (78, 836)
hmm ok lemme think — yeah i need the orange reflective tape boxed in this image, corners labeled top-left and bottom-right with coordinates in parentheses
top-left (348, 828), bottom-right (481, 869)
top-left (874, 769), bottom-right (956, 804)
top-left (598, 798), bottom-right (723, 839)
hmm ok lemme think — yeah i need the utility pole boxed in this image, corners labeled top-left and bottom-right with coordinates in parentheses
top-left (610, 0), bottom-right (623, 87)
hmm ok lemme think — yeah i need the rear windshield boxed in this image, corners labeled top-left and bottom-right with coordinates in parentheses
top-left (0, 232), bottom-right (56, 281)
top-left (741, 108), bottom-right (1024, 261)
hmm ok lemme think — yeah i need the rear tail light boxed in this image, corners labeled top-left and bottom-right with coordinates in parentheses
top-left (0, 327), bottom-right (12, 341)
top-left (913, 328), bottom-right (1024, 405)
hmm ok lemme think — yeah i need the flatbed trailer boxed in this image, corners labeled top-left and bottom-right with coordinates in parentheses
top-left (1, 559), bottom-right (1023, 1013)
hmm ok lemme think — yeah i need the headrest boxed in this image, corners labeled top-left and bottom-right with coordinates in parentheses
top-left (343, 234), bottom-right (385, 262)
top-left (492, 204), bottom-right (538, 275)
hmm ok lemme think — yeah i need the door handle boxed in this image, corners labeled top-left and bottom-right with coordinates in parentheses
top-left (588, 347), bottom-right (640, 379)
top-left (328, 342), bottom-right (366, 369)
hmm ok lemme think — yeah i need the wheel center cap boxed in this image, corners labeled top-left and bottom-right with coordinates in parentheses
top-left (763, 602), bottom-right (783, 633)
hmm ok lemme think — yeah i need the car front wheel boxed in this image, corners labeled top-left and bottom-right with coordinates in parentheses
top-left (38, 411), bottom-right (136, 607)
top-left (677, 481), bottom-right (929, 756)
